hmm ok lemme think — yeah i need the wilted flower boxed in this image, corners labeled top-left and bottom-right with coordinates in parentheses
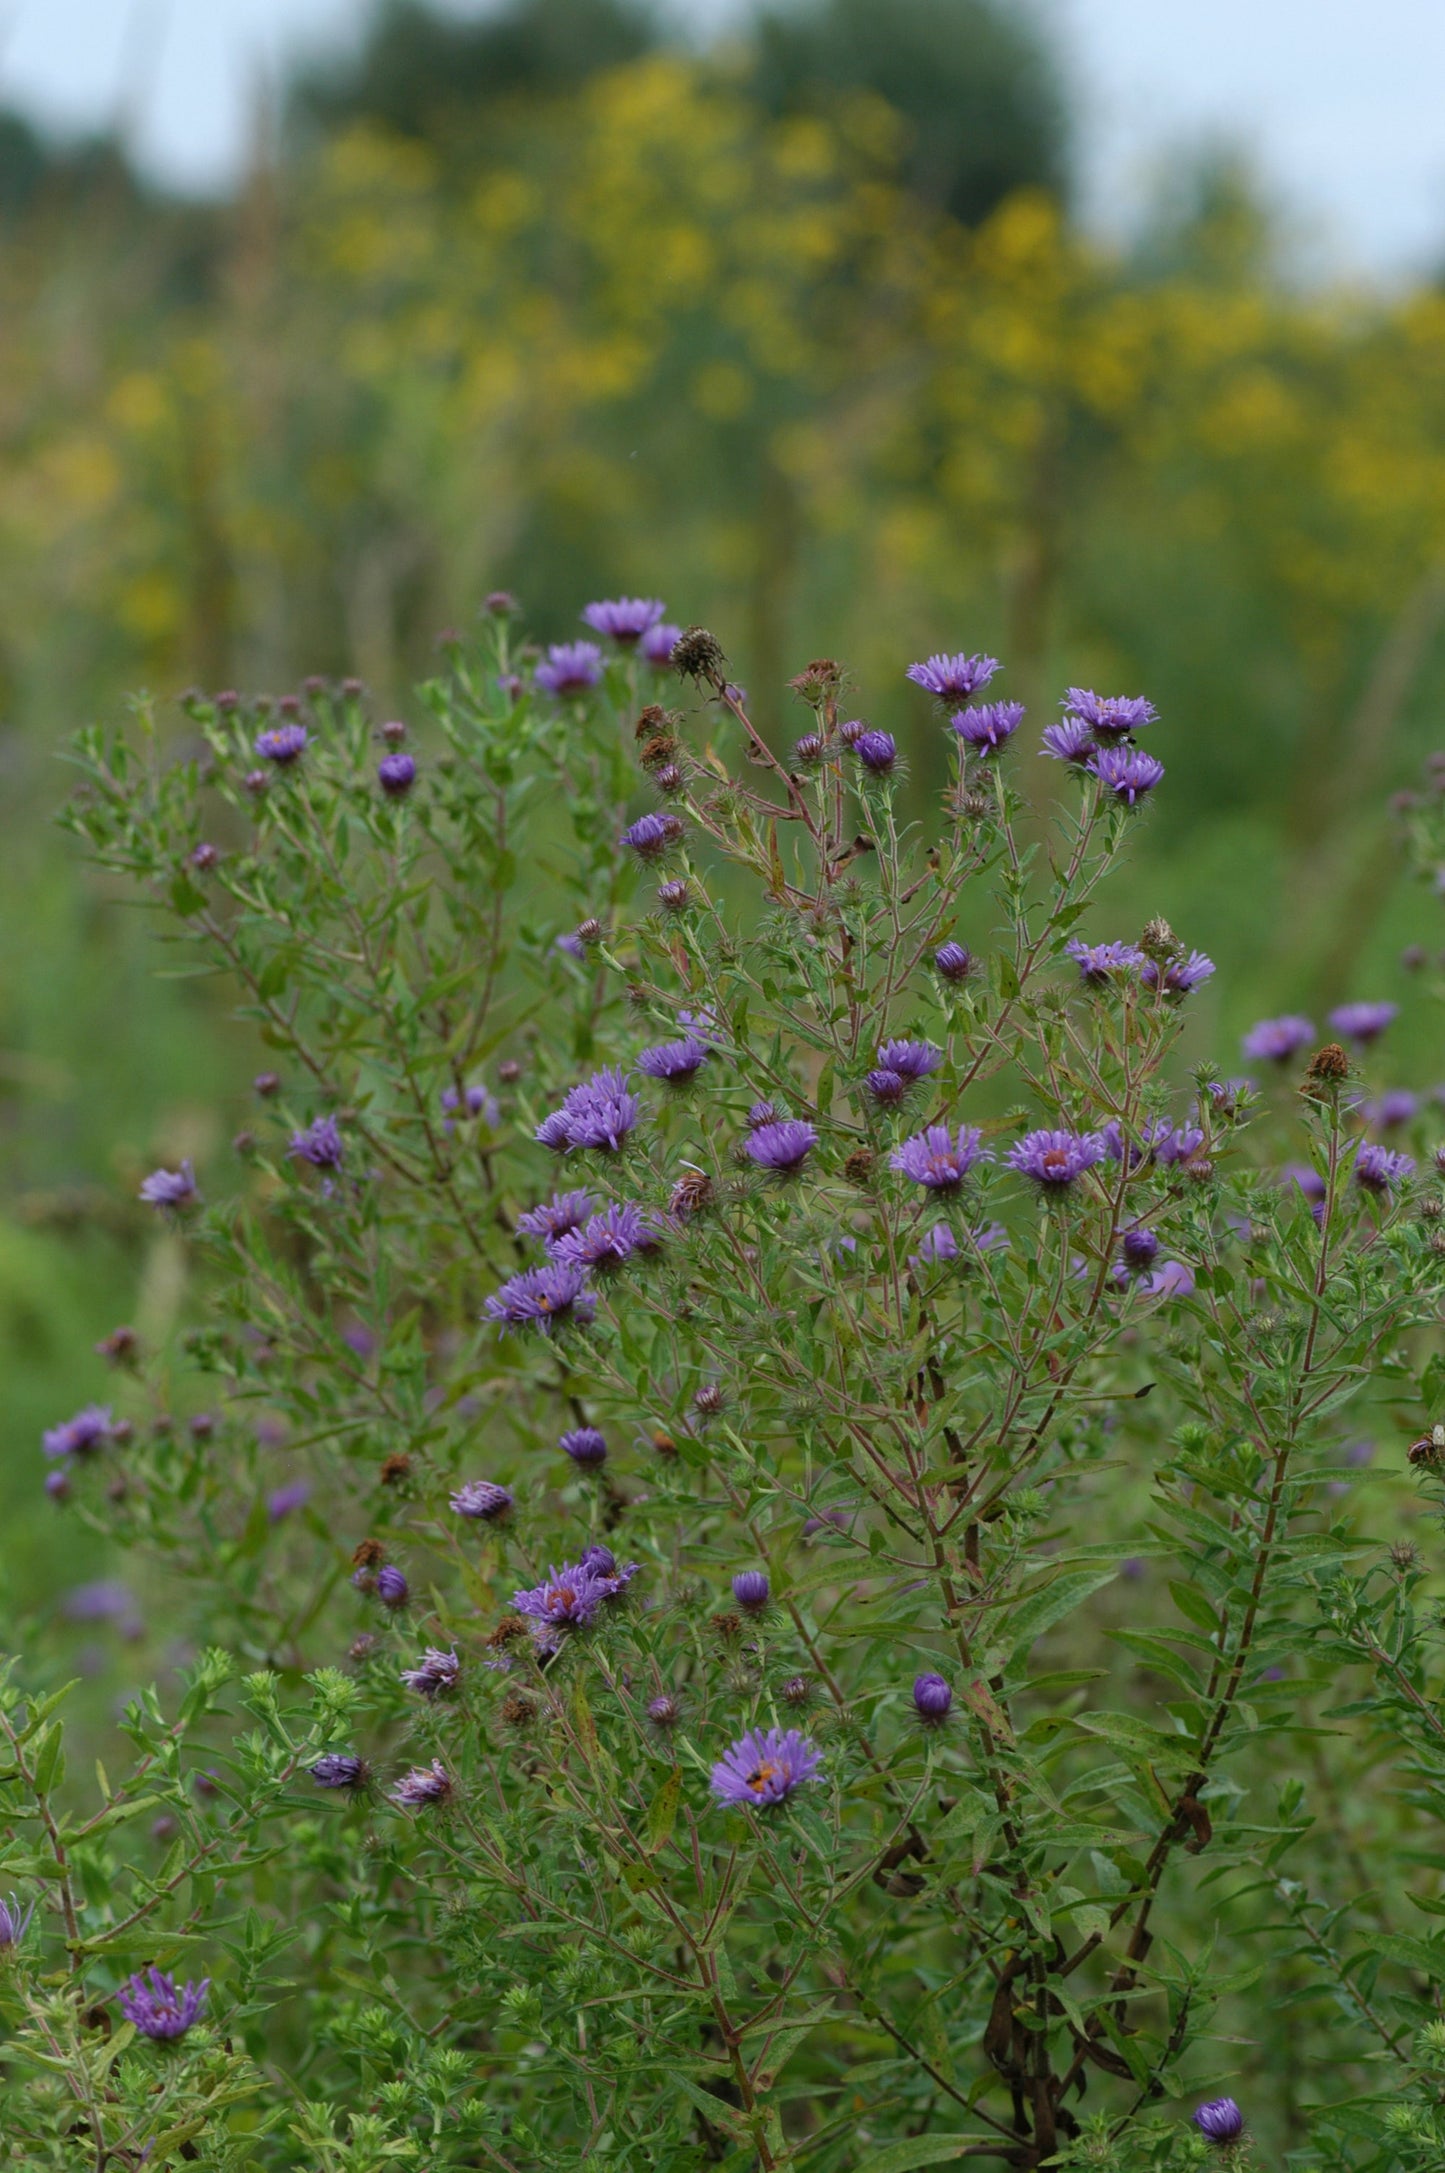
top-left (377, 752), bottom-right (416, 797)
top-left (913, 1672), bottom-right (952, 1721)
top-left (400, 1647), bottom-right (460, 1698)
top-left (391, 1761), bottom-right (452, 1810)
top-left (118, 1967), bottom-right (210, 2040)
top-left (710, 1726), bottom-right (822, 1808)
top-left (255, 722), bottom-right (308, 765)
top-left (516, 1190), bottom-right (597, 1246)
top-left (582, 597), bottom-right (666, 643)
top-left (621, 811), bottom-right (684, 859)
top-left (43, 1405), bottom-right (113, 1459)
top-left (1242, 1014), bottom-right (1315, 1063)
top-left (1192, 2098), bottom-right (1244, 2145)
top-left (535, 641), bottom-right (603, 696)
top-left (139, 1162), bottom-right (198, 1209)
top-left (637, 1035), bottom-right (710, 1082)
top-left (1065, 939), bottom-right (1144, 985)
top-left (891, 1124), bottom-right (987, 1191)
top-left (289, 1117), bottom-right (344, 1171)
top-left (561, 1426), bottom-right (608, 1467)
top-left (906, 652), bottom-right (999, 703)
top-left (1354, 1142), bottom-right (1414, 1195)
top-left (1091, 746), bottom-right (1165, 805)
top-left (553, 1201), bottom-right (664, 1270)
top-left (1329, 1000), bottom-right (1398, 1045)
top-left (311, 1753), bottom-right (369, 1791)
top-left (732, 1570), bottom-right (770, 1611)
top-left (950, 700), bottom-right (1025, 752)
top-left (451, 1479), bottom-right (514, 1520)
top-left (483, 1262), bottom-right (596, 1333)
top-left (1007, 1129), bottom-right (1107, 1187)
top-left (744, 1119), bottom-right (817, 1173)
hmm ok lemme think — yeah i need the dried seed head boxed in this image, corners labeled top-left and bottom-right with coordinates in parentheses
top-left (671, 625), bottom-right (726, 683)
top-left (1306, 1042), bottom-right (1351, 1084)
top-left (638, 732), bottom-right (679, 769)
top-left (380, 1452), bottom-right (412, 1486)
top-left (670, 1170), bottom-right (714, 1217)
top-left (351, 1537), bottom-right (386, 1569)
top-left (652, 1429), bottom-right (678, 1460)
top-left (844, 1148), bottom-right (876, 1187)
top-left (486, 1613), bottom-right (529, 1648)
top-left (635, 703), bottom-right (669, 738)
top-left (711, 1611), bottom-right (742, 1643)
top-left (500, 1692), bottom-right (536, 1727)
top-left (789, 658), bottom-right (843, 706)
top-left (1138, 917), bottom-right (1181, 965)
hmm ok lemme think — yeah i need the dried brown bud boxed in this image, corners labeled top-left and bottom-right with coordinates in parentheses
top-left (635, 703), bottom-right (668, 737)
top-left (638, 732), bottom-right (678, 769)
top-left (497, 1058), bottom-right (522, 1084)
top-left (351, 1537), bottom-right (386, 1570)
top-left (844, 1148), bottom-right (877, 1187)
top-left (958, 790), bottom-right (992, 820)
top-left (1185, 1158), bottom-right (1216, 1184)
top-left (1420, 1195), bottom-right (1444, 1220)
top-left (486, 1613), bottom-right (529, 1648)
top-left (671, 625), bottom-right (727, 684)
top-left (711, 1611), bottom-right (742, 1643)
top-left (499, 1692), bottom-right (536, 1727)
top-left (1138, 917), bottom-right (1182, 965)
top-left (651, 1430), bottom-right (678, 1460)
top-left (380, 1452), bottom-right (412, 1486)
top-left (670, 1170), bottom-right (714, 1217)
top-left (789, 658), bottom-right (843, 706)
top-left (1305, 1042), bottom-right (1351, 1084)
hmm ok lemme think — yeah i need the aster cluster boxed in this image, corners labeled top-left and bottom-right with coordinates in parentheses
top-left (536, 1067), bottom-right (643, 1153)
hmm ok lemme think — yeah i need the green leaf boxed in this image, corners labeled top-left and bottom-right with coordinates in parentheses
top-left (1006, 1566), bottom-right (1119, 1665)
top-left (854, 2138), bottom-right (986, 2171)
top-left (645, 1768), bottom-right (681, 1854)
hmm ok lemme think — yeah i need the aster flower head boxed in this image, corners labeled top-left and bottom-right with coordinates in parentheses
top-left (853, 729), bottom-right (897, 774)
top-left (377, 752), bottom-right (416, 797)
top-left (1063, 689), bottom-right (1158, 737)
top-left (1367, 1087), bottom-right (1418, 1129)
top-left (877, 1038), bottom-right (943, 1080)
top-left (1066, 938), bottom-right (1145, 985)
top-left (913, 1672), bottom-right (952, 1721)
top-left (911, 1222), bottom-right (959, 1268)
top-left (1149, 1121), bottom-right (1205, 1166)
top-left (289, 1117), bottom-right (344, 1171)
top-left (1120, 1228), bottom-right (1160, 1273)
top-left (746, 1099), bottom-right (778, 1128)
top-left (441, 1082), bottom-right (499, 1131)
top-left (891, 1124), bottom-right (987, 1191)
top-left (1329, 999), bottom-right (1398, 1045)
top-left (638, 1035), bottom-right (710, 1082)
top-left (43, 1404), bottom-right (113, 1460)
top-left (1141, 949), bottom-right (1215, 995)
top-left (400, 1647), bottom-right (460, 1698)
top-left (907, 652), bottom-right (1000, 703)
top-left (516, 1190), bottom-right (597, 1247)
top-left (1242, 1013), bottom-right (1315, 1063)
top-left (710, 1726), bottom-right (822, 1809)
top-left (1284, 1162), bottom-right (1327, 1205)
top-left (266, 1480), bottom-right (311, 1521)
top-left (1007, 1127), bottom-right (1107, 1188)
top-left (582, 597), bottom-right (666, 644)
top-left (483, 1261), bottom-right (596, 1333)
top-left (951, 700), bottom-right (1025, 752)
top-left (535, 641), bottom-right (603, 696)
top-left (1091, 745), bottom-right (1165, 806)
top-left (640, 620), bottom-right (682, 667)
top-left (513, 1559), bottom-right (626, 1632)
top-left (311, 1753), bottom-right (368, 1791)
top-left (139, 1161), bottom-right (198, 1210)
top-left (375, 1564), bottom-right (408, 1607)
top-left (866, 1068), bottom-right (908, 1105)
top-left (647, 1693), bottom-right (680, 1727)
top-left (934, 941), bottom-right (973, 982)
top-left (118, 1967), bottom-right (210, 2040)
top-left (621, 811), bottom-right (684, 860)
top-left (561, 1426), bottom-right (608, 1467)
top-left (450, 1479), bottom-right (514, 1521)
top-left (744, 1119), bottom-right (817, 1173)
top-left (1354, 1142), bottom-right (1414, 1195)
top-left (391, 1760), bottom-right (452, 1810)
top-left (553, 1200), bottom-right (663, 1270)
top-left (1147, 1259), bottom-right (1196, 1297)
top-left (255, 722), bottom-right (308, 765)
top-left (0, 1894), bottom-right (34, 1949)
top-left (732, 1569), bottom-right (770, 1611)
top-left (1041, 716), bottom-right (1096, 766)
top-left (1192, 2097), bottom-right (1244, 2145)
top-left (542, 1066), bottom-right (642, 1152)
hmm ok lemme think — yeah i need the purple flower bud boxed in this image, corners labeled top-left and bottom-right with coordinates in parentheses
top-left (866, 1068), bottom-right (908, 1105)
top-left (934, 941), bottom-right (973, 983)
top-left (190, 842), bottom-right (219, 872)
top-left (451, 1480), bottom-right (514, 1520)
top-left (647, 1693), bottom-right (680, 1727)
top-left (378, 752), bottom-right (416, 797)
top-left (746, 1099), bottom-right (778, 1128)
top-left (913, 1672), bottom-right (952, 1720)
top-left (266, 1480), bottom-right (311, 1521)
top-left (853, 729), bottom-right (897, 774)
top-left (732, 1570), bottom-right (770, 1611)
top-left (312, 1753), bottom-right (369, 1790)
top-left (658, 878), bottom-right (691, 909)
top-left (794, 732), bottom-right (825, 763)
top-left (289, 1117), bottom-right (344, 1171)
top-left (375, 1564), bottom-right (409, 1607)
top-left (1120, 1228), bottom-right (1159, 1272)
top-left (621, 811), bottom-right (684, 860)
top-left (561, 1426), bottom-right (608, 1467)
top-left (44, 1469), bottom-right (70, 1501)
top-left (1192, 2097), bottom-right (1244, 2145)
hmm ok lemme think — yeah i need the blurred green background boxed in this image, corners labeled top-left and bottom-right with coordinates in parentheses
top-left (6, 0), bottom-right (1445, 1624)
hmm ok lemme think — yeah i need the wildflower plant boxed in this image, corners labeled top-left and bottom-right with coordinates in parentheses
top-left (17, 607), bottom-right (1445, 2168)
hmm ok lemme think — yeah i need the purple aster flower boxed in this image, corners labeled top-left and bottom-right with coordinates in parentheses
top-left (255, 722), bottom-right (308, 765)
top-left (891, 1124), bottom-right (987, 1191)
top-left (853, 729), bottom-right (897, 774)
top-left (647, 1693), bottom-right (680, 1727)
top-left (913, 1672), bottom-right (952, 1721)
top-left (1150, 1122), bottom-right (1205, 1166)
top-left (621, 811), bottom-right (684, 860)
top-left (513, 1562), bottom-right (617, 1631)
top-left (400, 1647), bottom-right (460, 1698)
top-left (1284, 1162), bottom-right (1327, 1205)
top-left (553, 1200), bottom-right (663, 1270)
top-left (1192, 2097), bottom-right (1244, 2145)
top-left (1141, 950), bottom-right (1215, 995)
top-left (118, 1968), bottom-right (210, 2041)
top-left (311, 1753), bottom-right (368, 1790)
top-left (1007, 1128), bottom-right (1107, 1187)
top-left (535, 641), bottom-right (603, 696)
top-left (535, 1109), bottom-right (577, 1151)
top-left (934, 941), bottom-right (973, 982)
top-left (516, 1190), bottom-right (597, 1247)
top-left (1065, 938), bottom-right (1145, 985)
top-left (1147, 1260), bottom-right (1196, 1297)
top-left (483, 1261), bottom-right (596, 1333)
top-left (375, 1564), bottom-right (409, 1607)
top-left (911, 1222), bottom-right (960, 1267)
top-left (0, 1894), bottom-right (34, 1948)
top-left (1329, 1000), bottom-right (1398, 1045)
top-left (877, 1039), bottom-right (943, 1080)
top-left (1120, 1228), bottom-right (1160, 1273)
top-left (1366, 1087), bottom-right (1418, 1129)
top-left (732, 1570), bottom-right (769, 1611)
top-left (43, 1405), bottom-right (113, 1460)
top-left (641, 620), bottom-right (682, 667)
top-left (1063, 689), bottom-right (1157, 737)
top-left (62, 1581), bottom-right (141, 1634)
top-left (561, 1426), bottom-right (608, 1467)
top-left (543, 1066), bottom-right (642, 1153)
top-left (554, 931), bottom-right (586, 961)
top-left (744, 1119), bottom-right (817, 1173)
top-left (266, 1480), bottom-right (311, 1521)
top-left (866, 1068), bottom-right (908, 1105)
top-left (907, 652), bottom-right (1000, 703)
top-left (582, 597), bottom-right (666, 644)
top-left (377, 752), bottom-right (416, 797)
top-left (1091, 745), bottom-right (1165, 805)
top-left (44, 1469), bottom-right (70, 1501)
top-left (710, 1726), bottom-right (822, 1808)
top-left (391, 1760), bottom-right (451, 1810)
top-left (139, 1162), bottom-right (198, 1209)
top-left (1242, 1014), bottom-right (1315, 1063)
top-left (450, 1479), bottom-right (513, 1521)
top-left (746, 1099), bottom-right (778, 1128)
top-left (658, 878), bottom-right (691, 908)
top-left (289, 1116), bottom-right (344, 1170)
top-left (1354, 1142), bottom-right (1414, 1195)
top-left (951, 700), bottom-right (1025, 752)
top-left (1041, 716), bottom-right (1097, 765)
top-left (441, 1081), bottom-right (499, 1130)
top-left (638, 1035), bottom-right (710, 1082)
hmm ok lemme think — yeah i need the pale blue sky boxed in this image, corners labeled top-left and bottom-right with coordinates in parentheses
top-left (4, 0), bottom-right (1444, 279)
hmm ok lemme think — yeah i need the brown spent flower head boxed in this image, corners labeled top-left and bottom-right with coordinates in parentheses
top-left (1138, 916), bottom-right (1182, 966)
top-left (352, 1538), bottom-right (386, 1570)
top-left (844, 1148), bottom-right (876, 1188)
top-left (1305, 1042), bottom-right (1351, 1085)
top-left (634, 703), bottom-right (669, 738)
top-left (500, 1692), bottom-right (536, 1727)
top-left (349, 1633), bottom-right (378, 1664)
top-left (486, 1613), bottom-right (529, 1648)
top-left (711, 1610), bottom-right (742, 1643)
top-left (789, 658), bottom-right (843, 707)
top-left (671, 625), bottom-right (727, 684)
top-left (638, 732), bottom-right (679, 770)
top-left (1392, 1539), bottom-right (1421, 1572)
top-left (1419, 1196), bottom-right (1444, 1221)
top-left (651, 1429), bottom-right (679, 1460)
top-left (670, 1170), bottom-right (714, 1218)
top-left (96, 1326), bottom-right (138, 1366)
top-left (380, 1452), bottom-right (412, 1486)
top-left (958, 790), bottom-right (992, 820)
